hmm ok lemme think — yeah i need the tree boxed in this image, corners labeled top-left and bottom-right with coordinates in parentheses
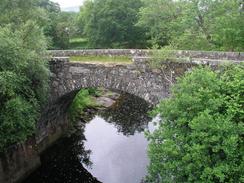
top-left (0, 0), bottom-right (48, 28)
top-left (210, 0), bottom-right (244, 51)
top-left (173, 0), bottom-right (244, 51)
top-left (147, 65), bottom-right (244, 182)
top-left (38, 0), bottom-right (78, 49)
top-left (0, 0), bottom-right (78, 49)
top-left (51, 12), bottom-right (78, 49)
top-left (38, 0), bottom-right (60, 13)
top-left (0, 0), bottom-right (49, 151)
top-left (79, 0), bottom-right (146, 48)
top-left (138, 0), bottom-right (244, 51)
top-left (137, 0), bottom-right (184, 46)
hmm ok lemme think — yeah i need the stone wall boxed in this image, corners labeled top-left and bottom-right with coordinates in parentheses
top-left (0, 139), bottom-right (40, 183)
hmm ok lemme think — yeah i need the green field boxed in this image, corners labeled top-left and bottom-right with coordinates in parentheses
top-left (69, 38), bottom-right (89, 49)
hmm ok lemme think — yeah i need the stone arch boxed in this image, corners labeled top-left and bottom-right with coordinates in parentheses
top-left (37, 57), bottom-right (199, 144)
top-left (36, 58), bottom-right (171, 143)
top-left (50, 60), bottom-right (170, 105)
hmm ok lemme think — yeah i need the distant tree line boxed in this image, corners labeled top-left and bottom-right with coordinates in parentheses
top-left (77, 0), bottom-right (244, 51)
top-left (2, 0), bottom-right (242, 51)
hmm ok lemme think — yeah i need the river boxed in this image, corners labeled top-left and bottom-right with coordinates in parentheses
top-left (23, 93), bottom-right (155, 183)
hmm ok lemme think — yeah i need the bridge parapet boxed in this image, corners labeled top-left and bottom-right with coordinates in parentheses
top-left (49, 49), bottom-right (148, 57)
top-left (49, 49), bottom-right (244, 62)
top-left (132, 56), bottom-right (243, 68)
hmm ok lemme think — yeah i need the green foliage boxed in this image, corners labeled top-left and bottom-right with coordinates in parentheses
top-left (38, 0), bottom-right (60, 13)
top-left (137, 0), bottom-right (183, 46)
top-left (150, 45), bottom-right (177, 69)
top-left (68, 89), bottom-right (96, 123)
top-left (0, 25), bottom-right (49, 151)
top-left (138, 0), bottom-right (244, 51)
top-left (0, 0), bottom-right (79, 49)
top-left (46, 12), bottom-right (78, 49)
top-left (147, 65), bottom-right (244, 182)
top-left (0, 0), bottom-right (48, 28)
top-left (79, 0), bottom-right (147, 48)
top-left (69, 37), bottom-right (89, 49)
top-left (3, 0), bottom-right (241, 51)
top-left (0, 0), bottom-right (49, 152)
top-left (77, 0), bottom-right (243, 50)
top-left (37, 0), bottom-right (79, 49)
top-left (172, 31), bottom-right (215, 51)
top-left (0, 97), bottom-right (38, 150)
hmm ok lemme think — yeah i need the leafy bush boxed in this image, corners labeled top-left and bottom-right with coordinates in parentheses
top-left (0, 97), bottom-right (38, 150)
top-left (0, 24), bottom-right (49, 152)
top-left (147, 65), bottom-right (244, 183)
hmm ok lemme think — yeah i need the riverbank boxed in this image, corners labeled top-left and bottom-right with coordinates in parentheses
top-left (0, 89), bottom-right (120, 183)
top-left (70, 89), bottom-right (121, 133)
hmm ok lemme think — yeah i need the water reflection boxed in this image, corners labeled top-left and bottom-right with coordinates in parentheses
top-left (83, 94), bottom-right (153, 183)
top-left (83, 116), bottom-right (149, 183)
top-left (99, 93), bottom-right (152, 136)
top-left (24, 129), bottom-right (101, 183)
top-left (23, 93), bottom-right (153, 183)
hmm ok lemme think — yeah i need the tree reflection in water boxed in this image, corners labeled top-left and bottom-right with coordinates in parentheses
top-left (23, 127), bottom-right (101, 183)
top-left (98, 93), bottom-right (152, 136)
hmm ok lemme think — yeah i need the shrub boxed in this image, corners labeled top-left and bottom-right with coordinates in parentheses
top-left (0, 24), bottom-right (49, 152)
top-left (147, 65), bottom-right (244, 183)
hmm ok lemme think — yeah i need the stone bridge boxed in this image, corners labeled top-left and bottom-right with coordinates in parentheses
top-left (37, 49), bottom-right (242, 142)
top-left (49, 49), bottom-right (243, 105)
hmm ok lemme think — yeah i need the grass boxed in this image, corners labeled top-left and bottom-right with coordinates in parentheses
top-left (70, 55), bottom-right (132, 64)
top-left (69, 37), bottom-right (89, 49)
top-left (69, 37), bottom-right (132, 64)
top-left (68, 89), bottom-right (98, 123)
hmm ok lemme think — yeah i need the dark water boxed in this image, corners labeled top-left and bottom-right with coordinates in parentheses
top-left (23, 93), bottom-right (155, 183)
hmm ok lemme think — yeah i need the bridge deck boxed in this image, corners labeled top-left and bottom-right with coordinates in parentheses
top-left (49, 49), bottom-right (244, 66)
